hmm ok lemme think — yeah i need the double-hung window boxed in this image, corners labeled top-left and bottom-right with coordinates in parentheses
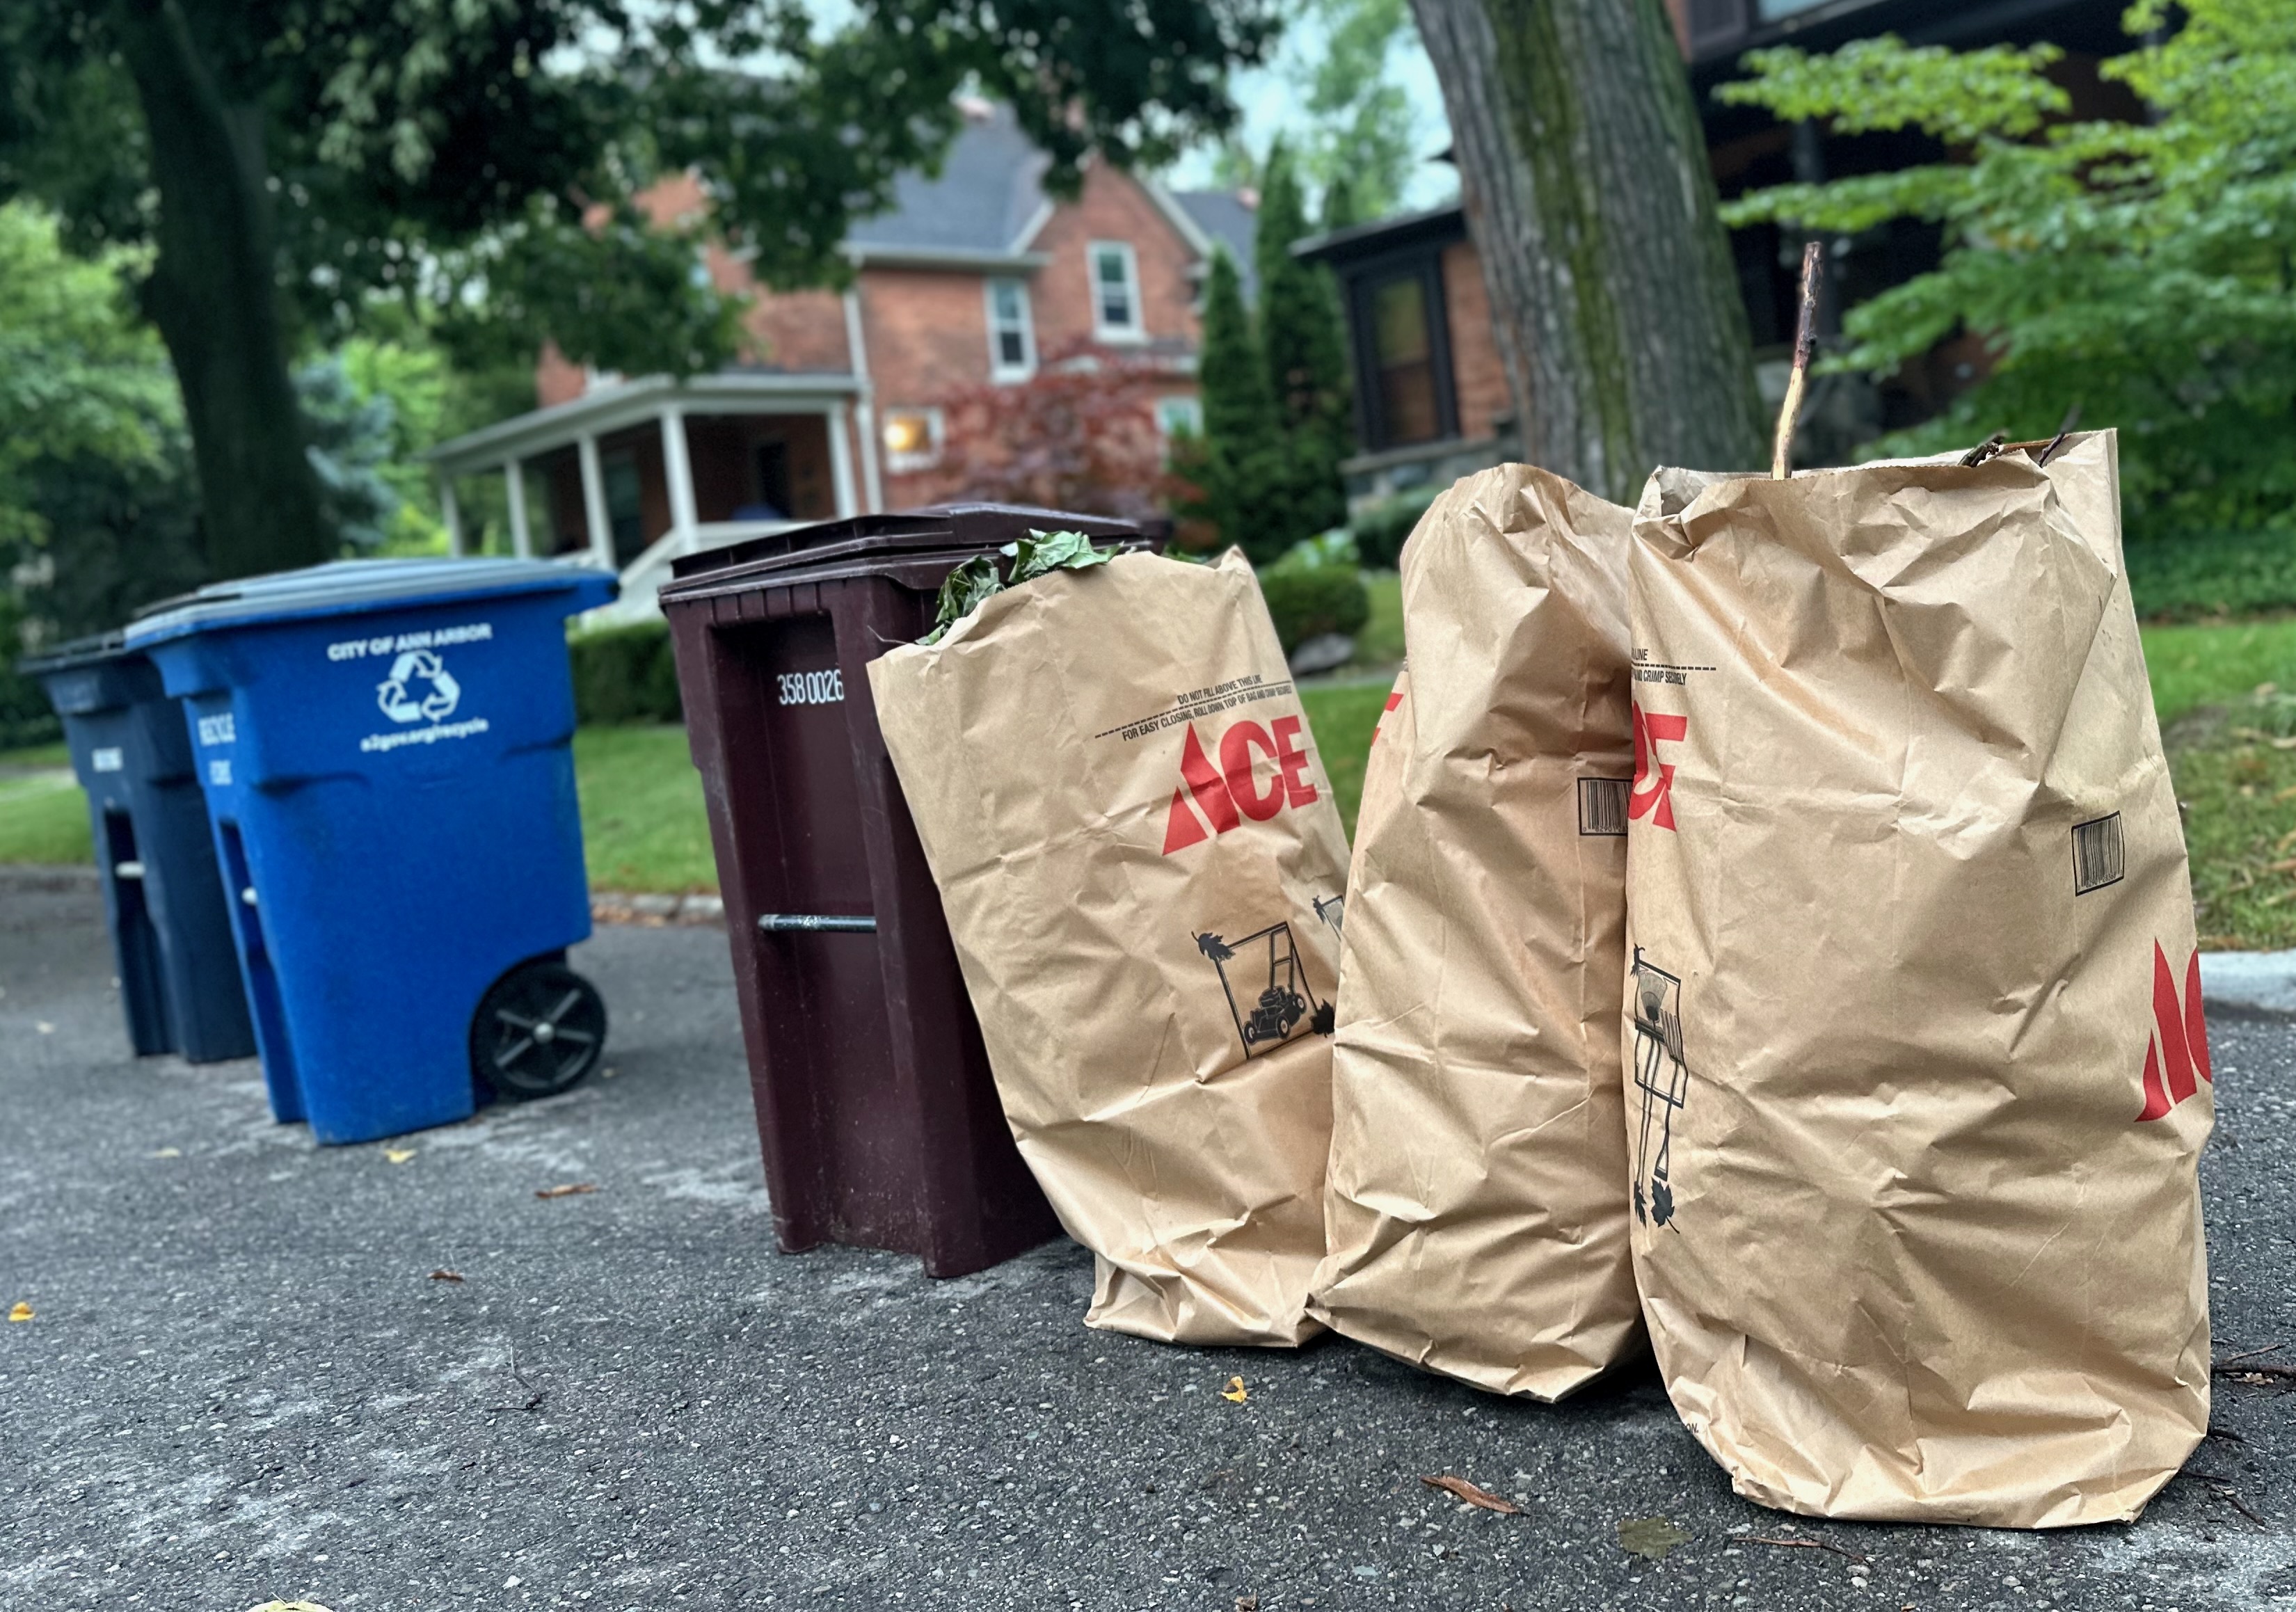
top-left (986, 278), bottom-right (1036, 381)
top-left (1088, 241), bottom-right (1143, 342)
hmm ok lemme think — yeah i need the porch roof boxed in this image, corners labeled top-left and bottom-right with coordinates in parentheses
top-left (425, 371), bottom-right (859, 477)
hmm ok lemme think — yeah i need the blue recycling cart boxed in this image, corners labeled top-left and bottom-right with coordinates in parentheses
top-left (22, 633), bottom-right (257, 1063)
top-left (125, 559), bottom-right (619, 1145)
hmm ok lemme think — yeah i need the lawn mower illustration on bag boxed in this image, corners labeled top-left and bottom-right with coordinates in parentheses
top-left (1195, 917), bottom-right (1335, 1057)
top-left (1630, 947), bottom-right (1690, 1229)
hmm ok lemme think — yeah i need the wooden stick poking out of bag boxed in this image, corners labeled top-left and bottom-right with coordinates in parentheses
top-left (1771, 241), bottom-right (1824, 479)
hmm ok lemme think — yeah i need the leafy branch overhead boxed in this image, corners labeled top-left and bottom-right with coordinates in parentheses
top-left (1718, 1), bottom-right (2296, 534)
top-left (923, 531), bottom-right (1117, 644)
top-left (0, 0), bottom-right (1280, 576)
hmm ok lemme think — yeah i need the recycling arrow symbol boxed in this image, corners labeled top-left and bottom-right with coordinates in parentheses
top-left (376, 648), bottom-right (461, 724)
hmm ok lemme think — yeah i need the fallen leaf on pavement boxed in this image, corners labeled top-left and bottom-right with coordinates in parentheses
top-left (1218, 1375), bottom-right (1248, 1403)
top-left (7, 1302), bottom-right (32, 1323)
top-left (1618, 1516), bottom-right (1690, 1560)
top-left (1748, 1535), bottom-right (1869, 1565)
top-left (383, 1147), bottom-right (415, 1165)
top-left (1420, 1474), bottom-right (1520, 1515)
top-left (1234, 1596), bottom-right (1259, 1612)
top-left (535, 1183), bottom-right (598, 1199)
top-left (150, 1147), bottom-right (182, 1159)
top-left (429, 1269), bottom-right (465, 1283)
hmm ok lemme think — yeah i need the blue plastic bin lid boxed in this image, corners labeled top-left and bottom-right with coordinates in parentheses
top-left (124, 558), bottom-right (618, 647)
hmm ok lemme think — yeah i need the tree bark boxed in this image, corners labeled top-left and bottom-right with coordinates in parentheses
top-left (1410, 0), bottom-right (1767, 502)
top-left (111, 0), bottom-right (332, 580)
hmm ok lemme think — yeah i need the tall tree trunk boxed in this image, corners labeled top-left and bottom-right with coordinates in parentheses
top-left (112, 0), bottom-right (332, 580)
top-left (1410, 0), bottom-right (1767, 502)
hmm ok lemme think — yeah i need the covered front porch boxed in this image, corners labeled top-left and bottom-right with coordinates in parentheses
top-left (425, 373), bottom-right (880, 621)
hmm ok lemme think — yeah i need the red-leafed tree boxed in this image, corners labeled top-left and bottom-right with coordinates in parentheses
top-left (932, 342), bottom-right (1190, 520)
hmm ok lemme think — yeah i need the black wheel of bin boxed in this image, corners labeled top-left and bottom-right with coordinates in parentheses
top-left (471, 960), bottom-right (607, 1100)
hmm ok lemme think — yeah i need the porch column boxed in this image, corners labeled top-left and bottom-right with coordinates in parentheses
top-left (438, 474), bottom-right (464, 557)
top-left (827, 402), bottom-right (858, 518)
top-left (843, 289), bottom-right (885, 513)
top-left (504, 458), bottom-right (532, 559)
top-left (660, 406), bottom-right (698, 549)
top-left (577, 434), bottom-right (613, 572)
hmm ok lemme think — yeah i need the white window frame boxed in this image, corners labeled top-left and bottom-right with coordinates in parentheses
top-left (984, 277), bottom-right (1037, 382)
top-left (882, 406), bottom-right (945, 473)
top-left (1087, 241), bottom-right (1145, 344)
top-left (1154, 394), bottom-right (1203, 440)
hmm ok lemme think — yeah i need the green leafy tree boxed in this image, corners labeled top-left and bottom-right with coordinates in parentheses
top-left (0, 200), bottom-right (201, 740)
top-left (1190, 248), bottom-right (1293, 564)
top-left (1296, 0), bottom-right (1426, 229)
top-left (0, 1), bottom-right (1279, 579)
top-left (1720, 1), bottom-right (2296, 534)
top-left (1254, 141), bottom-right (1352, 538)
top-left (0, 202), bottom-right (175, 548)
top-left (295, 353), bottom-right (400, 552)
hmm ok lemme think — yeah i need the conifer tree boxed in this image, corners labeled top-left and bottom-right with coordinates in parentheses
top-left (1254, 141), bottom-right (1353, 539)
top-left (1193, 248), bottom-right (1292, 564)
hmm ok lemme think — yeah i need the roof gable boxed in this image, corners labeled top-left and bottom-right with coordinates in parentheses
top-left (846, 104), bottom-right (1053, 255)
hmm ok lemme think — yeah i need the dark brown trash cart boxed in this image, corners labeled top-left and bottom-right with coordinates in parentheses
top-left (658, 504), bottom-right (1149, 1277)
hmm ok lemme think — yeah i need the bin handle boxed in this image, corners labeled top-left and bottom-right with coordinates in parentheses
top-left (756, 913), bottom-right (875, 934)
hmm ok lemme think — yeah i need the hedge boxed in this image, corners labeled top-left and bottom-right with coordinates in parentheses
top-left (1348, 486), bottom-right (1441, 571)
top-left (2127, 530), bottom-right (2296, 623)
top-left (568, 621), bottom-right (683, 725)
top-left (1259, 563), bottom-right (1370, 655)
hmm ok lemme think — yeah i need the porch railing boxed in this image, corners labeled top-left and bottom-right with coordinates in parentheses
top-left (578, 518), bottom-right (803, 625)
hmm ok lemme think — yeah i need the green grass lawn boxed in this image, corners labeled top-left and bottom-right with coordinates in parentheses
top-left (1302, 678), bottom-right (1395, 838)
top-left (1354, 570), bottom-right (1403, 667)
top-left (573, 724), bottom-right (718, 893)
top-left (2142, 618), bottom-right (2296, 727)
top-left (0, 767), bottom-right (94, 863)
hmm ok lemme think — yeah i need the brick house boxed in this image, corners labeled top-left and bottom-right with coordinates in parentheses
top-left (426, 102), bottom-right (1252, 616)
top-left (1300, 0), bottom-right (2135, 506)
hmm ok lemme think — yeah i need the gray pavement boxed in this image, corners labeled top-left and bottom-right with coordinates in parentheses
top-left (3, 870), bottom-right (2293, 1612)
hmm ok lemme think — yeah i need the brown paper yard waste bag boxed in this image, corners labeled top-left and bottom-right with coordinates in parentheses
top-left (1623, 430), bottom-right (2211, 1526)
top-left (869, 549), bottom-right (1348, 1346)
top-left (1312, 465), bottom-right (1644, 1397)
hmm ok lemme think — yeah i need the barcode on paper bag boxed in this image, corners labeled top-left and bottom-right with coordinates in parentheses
top-left (2071, 813), bottom-right (2125, 895)
top-left (1579, 778), bottom-right (1629, 837)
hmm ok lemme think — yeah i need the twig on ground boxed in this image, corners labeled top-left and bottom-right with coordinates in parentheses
top-left (2188, 1469), bottom-right (2270, 1529)
top-left (1771, 242), bottom-right (1824, 480)
top-left (2214, 1362), bottom-right (2296, 1384)
top-left (1419, 1474), bottom-right (1520, 1515)
top-left (2217, 1341), bottom-right (2285, 1366)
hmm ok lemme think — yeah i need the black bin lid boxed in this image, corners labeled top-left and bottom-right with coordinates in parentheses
top-left (17, 629), bottom-right (133, 680)
top-left (658, 503), bottom-right (1149, 607)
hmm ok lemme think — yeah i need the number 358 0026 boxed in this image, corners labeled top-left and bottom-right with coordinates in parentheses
top-left (777, 668), bottom-right (845, 706)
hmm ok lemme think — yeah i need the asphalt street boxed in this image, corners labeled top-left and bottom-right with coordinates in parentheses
top-left (3, 867), bottom-right (2293, 1612)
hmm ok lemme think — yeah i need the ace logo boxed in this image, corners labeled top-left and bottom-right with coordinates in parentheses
top-left (1162, 716), bottom-right (1321, 854)
top-left (1631, 703), bottom-right (1688, 831)
top-left (2137, 941), bottom-right (2213, 1122)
